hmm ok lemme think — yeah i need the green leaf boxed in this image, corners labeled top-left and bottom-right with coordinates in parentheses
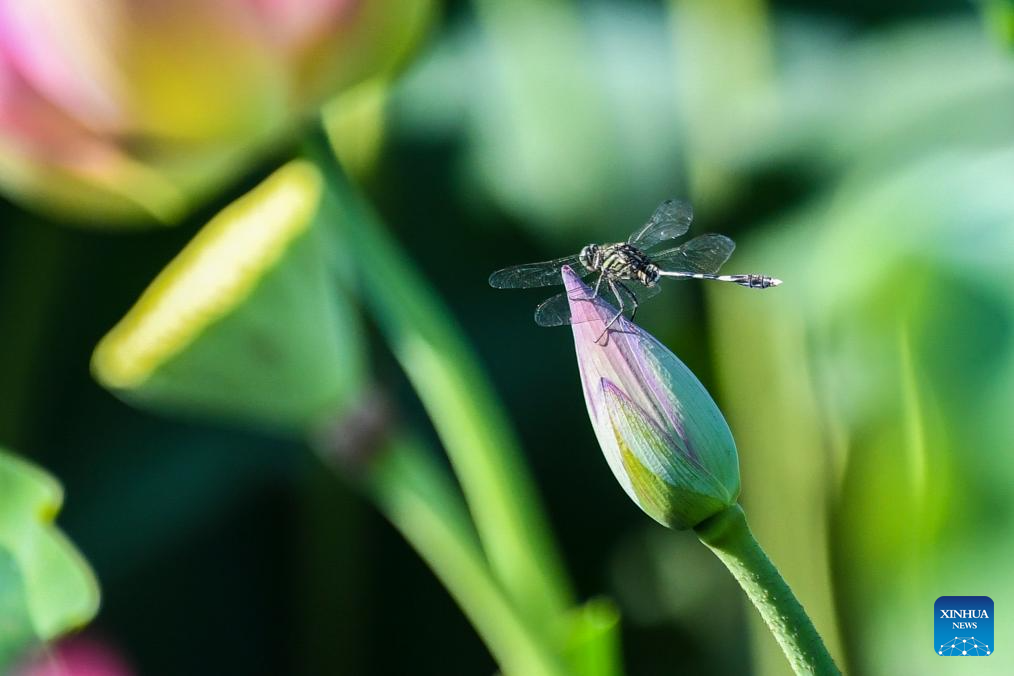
top-left (981, 0), bottom-right (1014, 48)
top-left (391, 1), bottom-right (688, 238)
top-left (0, 449), bottom-right (99, 665)
top-left (0, 547), bottom-right (39, 669)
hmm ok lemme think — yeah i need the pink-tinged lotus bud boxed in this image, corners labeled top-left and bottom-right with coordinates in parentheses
top-left (0, 0), bottom-right (432, 226)
top-left (562, 266), bottom-right (739, 529)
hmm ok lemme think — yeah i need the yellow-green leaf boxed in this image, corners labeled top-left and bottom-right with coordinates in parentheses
top-left (0, 449), bottom-right (99, 666)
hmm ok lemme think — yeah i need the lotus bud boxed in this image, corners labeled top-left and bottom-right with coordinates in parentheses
top-left (562, 266), bottom-right (739, 529)
top-left (0, 0), bottom-right (433, 225)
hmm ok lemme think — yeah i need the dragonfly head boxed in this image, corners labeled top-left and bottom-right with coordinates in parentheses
top-left (579, 244), bottom-right (601, 272)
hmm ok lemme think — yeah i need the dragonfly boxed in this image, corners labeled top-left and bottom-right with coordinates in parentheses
top-left (489, 199), bottom-right (782, 341)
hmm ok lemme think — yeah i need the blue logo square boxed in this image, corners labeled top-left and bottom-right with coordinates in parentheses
top-left (935, 596), bottom-right (993, 656)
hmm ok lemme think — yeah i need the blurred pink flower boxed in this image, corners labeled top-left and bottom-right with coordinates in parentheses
top-left (15, 636), bottom-right (133, 676)
top-left (0, 0), bottom-right (431, 225)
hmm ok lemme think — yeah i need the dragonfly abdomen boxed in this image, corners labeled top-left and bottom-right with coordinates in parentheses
top-left (657, 270), bottom-right (782, 288)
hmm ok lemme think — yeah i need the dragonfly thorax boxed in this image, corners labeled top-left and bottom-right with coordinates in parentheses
top-left (582, 242), bottom-right (659, 286)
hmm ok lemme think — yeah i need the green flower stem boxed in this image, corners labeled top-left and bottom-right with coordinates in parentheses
top-left (305, 127), bottom-right (572, 631)
top-left (694, 504), bottom-right (841, 676)
top-left (0, 224), bottom-right (69, 448)
top-left (355, 435), bottom-right (568, 676)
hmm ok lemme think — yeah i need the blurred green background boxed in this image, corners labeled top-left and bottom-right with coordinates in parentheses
top-left (2, 0), bottom-right (1013, 674)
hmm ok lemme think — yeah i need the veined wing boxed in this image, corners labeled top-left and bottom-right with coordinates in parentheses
top-left (535, 277), bottom-right (661, 327)
top-left (652, 234), bottom-right (735, 274)
top-left (489, 254), bottom-right (585, 289)
top-left (627, 199), bottom-right (693, 250)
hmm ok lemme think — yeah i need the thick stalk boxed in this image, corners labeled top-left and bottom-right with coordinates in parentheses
top-left (305, 127), bottom-right (572, 631)
top-left (694, 504), bottom-right (841, 676)
top-left (0, 222), bottom-right (68, 448)
top-left (321, 433), bottom-right (567, 676)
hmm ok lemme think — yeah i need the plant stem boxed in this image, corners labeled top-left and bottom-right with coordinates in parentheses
top-left (694, 504), bottom-right (841, 676)
top-left (322, 432), bottom-right (567, 676)
top-left (304, 126), bottom-right (573, 631)
top-left (0, 221), bottom-right (69, 449)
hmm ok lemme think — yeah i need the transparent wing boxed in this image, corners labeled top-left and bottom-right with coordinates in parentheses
top-left (627, 199), bottom-right (693, 250)
top-left (533, 291), bottom-right (574, 327)
top-left (652, 234), bottom-right (735, 274)
top-left (534, 277), bottom-right (661, 327)
top-left (489, 254), bottom-right (585, 289)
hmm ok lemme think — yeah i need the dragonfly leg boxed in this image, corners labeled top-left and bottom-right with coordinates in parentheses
top-left (596, 279), bottom-right (626, 344)
top-left (618, 282), bottom-right (640, 323)
top-left (569, 272), bottom-right (604, 302)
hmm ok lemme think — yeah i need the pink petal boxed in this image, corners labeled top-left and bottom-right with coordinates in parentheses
top-left (0, 0), bottom-right (126, 133)
top-left (15, 636), bottom-right (134, 676)
top-left (0, 50), bottom-right (104, 161)
top-left (244, 0), bottom-right (356, 51)
top-left (562, 265), bottom-right (665, 425)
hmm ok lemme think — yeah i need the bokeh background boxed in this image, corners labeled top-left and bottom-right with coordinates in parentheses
top-left (2, 0), bottom-right (1013, 674)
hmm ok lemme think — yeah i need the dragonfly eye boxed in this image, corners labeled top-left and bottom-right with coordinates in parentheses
top-left (579, 244), bottom-right (599, 271)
